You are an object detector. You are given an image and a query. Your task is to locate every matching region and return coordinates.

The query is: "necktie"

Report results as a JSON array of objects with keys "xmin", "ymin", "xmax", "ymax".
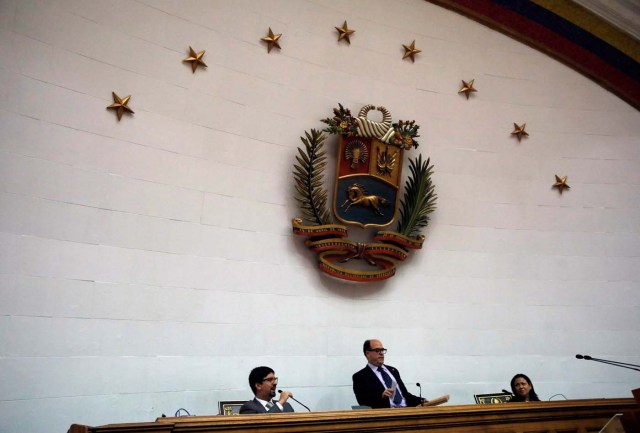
[
  {"xmin": 266, "ymin": 401, "xmax": 274, "ymax": 410},
  {"xmin": 378, "ymin": 367, "xmax": 402, "ymax": 405}
]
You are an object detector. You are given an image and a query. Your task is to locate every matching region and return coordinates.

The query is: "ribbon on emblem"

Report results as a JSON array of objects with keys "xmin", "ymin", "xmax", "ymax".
[{"xmin": 292, "ymin": 218, "xmax": 424, "ymax": 282}]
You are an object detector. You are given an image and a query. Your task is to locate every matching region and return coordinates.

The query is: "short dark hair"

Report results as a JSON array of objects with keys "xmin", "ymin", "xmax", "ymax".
[
  {"xmin": 510, "ymin": 373, "xmax": 540, "ymax": 402},
  {"xmin": 363, "ymin": 340, "xmax": 373, "ymax": 355},
  {"xmin": 248, "ymin": 366, "xmax": 274, "ymax": 395}
]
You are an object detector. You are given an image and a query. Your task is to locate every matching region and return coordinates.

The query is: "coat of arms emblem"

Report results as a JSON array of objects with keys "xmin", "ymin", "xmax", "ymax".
[{"xmin": 292, "ymin": 103, "xmax": 437, "ymax": 282}]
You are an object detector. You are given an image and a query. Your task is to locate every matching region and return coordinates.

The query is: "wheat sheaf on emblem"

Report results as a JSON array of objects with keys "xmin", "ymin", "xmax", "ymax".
[
  {"xmin": 291, "ymin": 103, "xmax": 437, "ymax": 282},
  {"xmin": 345, "ymin": 140, "xmax": 368, "ymax": 169}
]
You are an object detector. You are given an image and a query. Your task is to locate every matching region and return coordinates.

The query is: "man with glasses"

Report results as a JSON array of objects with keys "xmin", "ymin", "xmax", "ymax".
[
  {"xmin": 352, "ymin": 339, "xmax": 426, "ymax": 408},
  {"xmin": 239, "ymin": 366, "xmax": 295, "ymax": 414}
]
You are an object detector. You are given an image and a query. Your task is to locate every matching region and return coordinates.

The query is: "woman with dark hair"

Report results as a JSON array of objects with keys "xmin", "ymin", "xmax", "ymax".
[{"xmin": 509, "ymin": 373, "xmax": 540, "ymax": 402}]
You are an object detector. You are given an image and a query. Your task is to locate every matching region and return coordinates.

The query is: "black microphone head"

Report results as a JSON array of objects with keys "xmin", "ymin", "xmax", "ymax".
[
  {"xmin": 584, "ymin": 355, "xmax": 592, "ymax": 360},
  {"xmin": 576, "ymin": 354, "xmax": 584, "ymax": 359},
  {"xmin": 277, "ymin": 389, "xmax": 282, "ymax": 393},
  {"xmin": 416, "ymin": 382, "xmax": 421, "ymax": 387}
]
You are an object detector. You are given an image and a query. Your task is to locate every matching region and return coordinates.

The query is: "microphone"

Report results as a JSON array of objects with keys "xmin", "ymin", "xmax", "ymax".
[
  {"xmin": 174, "ymin": 408, "xmax": 192, "ymax": 417},
  {"xmin": 575, "ymin": 354, "xmax": 640, "ymax": 372},
  {"xmin": 278, "ymin": 389, "xmax": 311, "ymax": 412},
  {"xmin": 416, "ymin": 383, "xmax": 422, "ymax": 400}
]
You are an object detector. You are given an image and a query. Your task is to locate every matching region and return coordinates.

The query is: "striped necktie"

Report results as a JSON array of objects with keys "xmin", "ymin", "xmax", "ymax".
[{"xmin": 378, "ymin": 367, "xmax": 402, "ymax": 405}]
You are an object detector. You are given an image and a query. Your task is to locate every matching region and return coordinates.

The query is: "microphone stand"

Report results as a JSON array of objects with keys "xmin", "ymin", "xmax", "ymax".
[
  {"xmin": 576, "ymin": 354, "xmax": 640, "ymax": 372},
  {"xmin": 585, "ymin": 356, "xmax": 640, "ymax": 369},
  {"xmin": 289, "ymin": 395, "xmax": 311, "ymax": 412},
  {"xmin": 278, "ymin": 390, "xmax": 311, "ymax": 412}
]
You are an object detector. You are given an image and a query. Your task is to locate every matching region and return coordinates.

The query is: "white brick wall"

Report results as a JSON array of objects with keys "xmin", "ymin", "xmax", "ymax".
[{"xmin": 0, "ymin": 0, "xmax": 638, "ymax": 432}]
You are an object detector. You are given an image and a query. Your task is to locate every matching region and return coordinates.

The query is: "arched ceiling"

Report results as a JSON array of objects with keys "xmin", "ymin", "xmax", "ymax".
[
  {"xmin": 574, "ymin": 0, "xmax": 640, "ymax": 41},
  {"xmin": 428, "ymin": 0, "xmax": 640, "ymax": 110}
]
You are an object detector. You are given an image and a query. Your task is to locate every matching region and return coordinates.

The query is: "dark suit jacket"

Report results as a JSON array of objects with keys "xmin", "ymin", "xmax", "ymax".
[
  {"xmin": 352, "ymin": 364, "xmax": 422, "ymax": 408},
  {"xmin": 239, "ymin": 398, "xmax": 295, "ymax": 414}
]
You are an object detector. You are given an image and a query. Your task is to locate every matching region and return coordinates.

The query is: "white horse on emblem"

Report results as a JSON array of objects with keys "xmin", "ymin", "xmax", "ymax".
[{"xmin": 341, "ymin": 183, "xmax": 390, "ymax": 216}]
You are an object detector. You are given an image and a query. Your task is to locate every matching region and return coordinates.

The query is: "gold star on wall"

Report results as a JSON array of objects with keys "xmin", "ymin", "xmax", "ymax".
[
  {"xmin": 553, "ymin": 175, "xmax": 570, "ymax": 193},
  {"xmin": 458, "ymin": 79, "xmax": 478, "ymax": 99},
  {"xmin": 261, "ymin": 27, "xmax": 282, "ymax": 53},
  {"xmin": 335, "ymin": 20, "xmax": 355, "ymax": 44},
  {"xmin": 511, "ymin": 123, "xmax": 529, "ymax": 141},
  {"xmin": 402, "ymin": 40, "xmax": 421, "ymax": 62},
  {"xmin": 106, "ymin": 92, "xmax": 134, "ymax": 121},
  {"xmin": 183, "ymin": 46, "xmax": 207, "ymax": 73}
]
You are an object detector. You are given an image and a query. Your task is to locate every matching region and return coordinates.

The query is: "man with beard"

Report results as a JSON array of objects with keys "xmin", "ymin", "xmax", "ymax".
[
  {"xmin": 352, "ymin": 339, "xmax": 426, "ymax": 408},
  {"xmin": 239, "ymin": 366, "xmax": 295, "ymax": 414}
]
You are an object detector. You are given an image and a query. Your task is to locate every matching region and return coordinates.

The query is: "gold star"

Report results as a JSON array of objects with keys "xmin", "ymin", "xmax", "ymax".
[
  {"xmin": 335, "ymin": 20, "xmax": 355, "ymax": 44},
  {"xmin": 183, "ymin": 46, "xmax": 207, "ymax": 73},
  {"xmin": 511, "ymin": 123, "xmax": 529, "ymax": 141},
  {"xmin": 402, "ymin": 40, "xmax": 421, "ymax": 62},
  {"xmin": 261, "ymin": 27, "xmax": 282, "ymax": 53},
  {"xmin": 553, "ymin": 175, "xmax": 570, "ymax": 193},
  {"xmin": 458, "ymin": 79, "xmax": 478, "ymax": 99},
  {"xmin": 106, "ymin": 92, "xmax": 134, "ymax": 121}
]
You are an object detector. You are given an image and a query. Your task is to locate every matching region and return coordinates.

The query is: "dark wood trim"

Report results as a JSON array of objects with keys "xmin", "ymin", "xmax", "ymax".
[{"xmin": 69, "ymin": 397, "xmax": 638, "ymax": 433}]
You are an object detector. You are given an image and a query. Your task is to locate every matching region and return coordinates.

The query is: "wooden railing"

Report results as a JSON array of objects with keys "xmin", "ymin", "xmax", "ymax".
[{"xmin": 68, "ymin": 397, "xmax": 638, "ymax": 433}]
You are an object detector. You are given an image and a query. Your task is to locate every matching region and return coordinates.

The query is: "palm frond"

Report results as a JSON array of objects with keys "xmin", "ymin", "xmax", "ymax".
[
  {"xmin": 292, "ymin": 129, "xmax": 333, "ymax": 225},
  {"xmin": 396, "ymin": 154, "xmax": 437, "ymax": 237}
]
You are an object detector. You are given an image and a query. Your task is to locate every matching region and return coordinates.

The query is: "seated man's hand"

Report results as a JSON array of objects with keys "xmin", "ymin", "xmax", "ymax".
[{"xmin": 278, "ymin": 390, "xmax": 293, "ymax": 404}]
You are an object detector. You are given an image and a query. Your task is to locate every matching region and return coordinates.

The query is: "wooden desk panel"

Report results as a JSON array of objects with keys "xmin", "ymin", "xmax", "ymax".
[{"xmin": 70, "ymin": 398, "xmax": 638, "ymax": 433}]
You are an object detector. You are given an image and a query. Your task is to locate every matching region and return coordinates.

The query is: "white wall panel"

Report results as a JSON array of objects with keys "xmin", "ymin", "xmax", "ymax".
[{"xmin": 201, "ymin": 194, "xmax": 289, "ymax": 234}]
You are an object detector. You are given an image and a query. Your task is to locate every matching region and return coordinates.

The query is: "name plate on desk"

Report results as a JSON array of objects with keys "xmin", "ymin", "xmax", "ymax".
[{"xmin": 474, "ymin": 392, "xmax": 512, "ymax": 404}]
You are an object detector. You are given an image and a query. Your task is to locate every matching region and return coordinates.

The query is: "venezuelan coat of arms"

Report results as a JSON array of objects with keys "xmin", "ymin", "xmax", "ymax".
[{"xmin": 291, "ymin": 103, "xmax": 437, "ymax": 282}]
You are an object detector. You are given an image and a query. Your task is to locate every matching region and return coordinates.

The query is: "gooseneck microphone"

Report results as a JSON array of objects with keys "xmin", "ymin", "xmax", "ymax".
[
  {"xmin": 278, "ymin": 389, "xmax": 311, "ymax": 412},
  {"xmin": 575, "ymin": 354, "xmax": 640, "ymax": 372},
  {"xmin": 416, "ymin": 383, "xmax": 422, "ymax": 401}
]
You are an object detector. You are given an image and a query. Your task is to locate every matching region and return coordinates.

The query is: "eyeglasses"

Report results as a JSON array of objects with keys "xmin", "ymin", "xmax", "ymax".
[
  {"xmin": 262, "ymin": 376, "xmax": 278, "ymax": 383},
  {"xmin": 367, "ymin": 348, "xmax": 387, "ymax": 354}
]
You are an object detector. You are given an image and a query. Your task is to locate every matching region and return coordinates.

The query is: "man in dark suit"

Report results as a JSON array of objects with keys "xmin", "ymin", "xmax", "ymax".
[
  {"xmin": 239, "ymin": 366, "xmax": 295, "ymax": 414},
  {"xmin": 352, "ymin": 339, "xmax": 426, "ymax": 408}
]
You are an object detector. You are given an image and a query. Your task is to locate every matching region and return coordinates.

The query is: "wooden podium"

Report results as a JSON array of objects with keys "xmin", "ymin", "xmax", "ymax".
[{"xmin": 69, "ymin": 396, "xmax": 639, "ymax": 433}]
